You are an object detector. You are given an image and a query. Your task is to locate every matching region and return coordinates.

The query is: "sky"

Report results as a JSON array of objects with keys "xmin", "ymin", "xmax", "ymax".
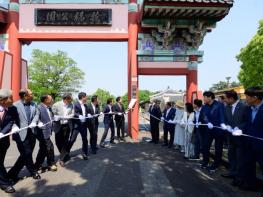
[{"xmin": 22, "ymin": 0, "xmax": 263, "ymax": 96}]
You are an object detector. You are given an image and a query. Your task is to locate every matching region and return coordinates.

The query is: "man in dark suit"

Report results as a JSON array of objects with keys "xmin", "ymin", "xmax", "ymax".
[
  {"xmin": 200, "ymin": 91, "xmax": 225, "ymax": 173},
  {"xmin": 34, "ymin": 94, "xmax": 57, "ymax": 172},
  {"xmin": 68, "ymin": 92, "xmax": 91, "ymax": 160},
  {"xmin": 52, "ymin": 93, "xmax": 74, "ymax": 166},
  {"xmin": 149, "ymin": 100, "xmax": 162, "ymax": 144},
  {"xmin": 100, "ymin": 98, "xmax": 115, "ymax": 147},
  {"xmin": 113, "ymin": 96, "xmax": 126, "ymax": 142},
  {"xmin": 192, "ymin": 99, "xmax": 205, "ymax": 160},
  {"xmin": 87, "ymin": 95, "xmax": 101, "ymax": 154},
  {"xmin": 161, "ymin": 102, "xmax": 176, "ymax": 148},
  {"xmin": 221, "ymin": 91, "xmax": 247, "ymax": 182},
  {"xmin": 8, "ymin": 89, "xmax": 41, "ymax": 181},
  {"xmin": 0, "ymin": 89, "xmax": 19, "ymax": 193},
  {"xmin": 240, "ymin": 87, "xmax": 263, "ymax": 192}
]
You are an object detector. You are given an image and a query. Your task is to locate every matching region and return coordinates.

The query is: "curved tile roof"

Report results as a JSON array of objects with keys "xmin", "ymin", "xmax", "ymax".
[{"xmin": 146, "ymin": 0, "xmax": 234, "ymax": 5}]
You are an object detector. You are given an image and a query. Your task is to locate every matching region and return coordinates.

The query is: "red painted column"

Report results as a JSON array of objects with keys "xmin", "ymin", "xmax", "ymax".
[
  {"xmin": 186, "ymin": 69, "xmax": 198, "ymax": 103},
  {"xmin": 128, "ymin": 0, "xmax": 139, "ymax": 140},
  {"xmin": 8, "ymin": 0, "xmax": 21, "ymax": 101}
]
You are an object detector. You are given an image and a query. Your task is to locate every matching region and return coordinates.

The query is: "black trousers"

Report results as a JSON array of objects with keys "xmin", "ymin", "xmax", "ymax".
[
  {"xmin": 150, "ymin": 121, "xmax": 160, "ymax": 143},
  {"xmin": 35, "ymin": 137, "xmax": 55, "ymax": 168},
  {"xmin": 55, "ymin": 124, "xmax": 70, "ymax": 161},
  {"xmin": 194, "ymin": 128, "xmax": 204, "ymax": 158},
  {"xmin": 8, "ymin": 130, "xmax": 36, "ymax": 179},
  {"xmin": 163, "ymin": 125, "xmax": 175, "ymax": 146},
  {"xmin": 227, "ymin": 135, "xmax": 244, "ymax": 176},
  {"xmin": 0, "ymin": 138, "xmax": 11, "ymax": 187},
  {"xmin": 87, "ymin": 122, "xmax": 96, "ymax": 151},
  {"xmin": 68, "ymin": 123, "xmax": 88, "ymax": 155},
  {"xmin": 100, "ymin": 121, "xmax": 115, "ymax": 144},
  {"xmin": 202, "ymin": 129, "xmax": 224, "ymax": 167},
  {"xmin": 242, "ymin": 142, "xmax": 263, "ymax": 187},
  {"xmin": 115, "ymin": 119, "xmax": 125, "ymax": 138},
  {"xmin": 93, "ymin": 124, "xmax": 99, "ymax": 147}
]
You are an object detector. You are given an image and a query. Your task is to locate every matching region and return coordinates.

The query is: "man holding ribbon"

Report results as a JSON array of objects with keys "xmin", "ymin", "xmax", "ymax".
[
  {"xmin": 34, "ymin": 94, "xmax": 57, "ymax": 172},
  {"xmin": 113, "ymin": 96, "xmax": 126, "ymax": 142},
  {"xmin": 8, "ymin": 89, "xmax": 41, "ymax": 182},
  {"xmin": 0, "ymin": 89, "xmax": 19, "ymax": 193},
  {"xmin": 200, "ymin": 91, "xmax": 225, "ymax": 173},
  {"xmin": 52, "ymin": 93, "xmax": 74, "ymax": 167}
]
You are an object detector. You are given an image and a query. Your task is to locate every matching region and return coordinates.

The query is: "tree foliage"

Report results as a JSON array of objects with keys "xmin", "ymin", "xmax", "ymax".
[
  {"xmin": 29, "ymin": 49, "xmax": 85, "ymax": 101},
  {"xmin": 237, "ymin": 19, "xmax": 263, "ymax": 88},
  {"xmin": 92, "ymin": 88, "xmax": 115, "ymax": 108},
  {"xmin": 122, "ymin": 90, "xmax": 154, "ymax": 109},
  {"xmin": 209, "ymin": 81, "xmax": 241, "ymax": 92}
]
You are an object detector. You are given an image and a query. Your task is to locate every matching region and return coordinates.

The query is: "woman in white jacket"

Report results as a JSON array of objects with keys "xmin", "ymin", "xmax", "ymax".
[
  {"xmin": 170, "ymin": 100, "xmax": 185, "ymax": 152},
  {"xmin": 181, "ymin": 103, "xmax": 195, "ymax": 159}
]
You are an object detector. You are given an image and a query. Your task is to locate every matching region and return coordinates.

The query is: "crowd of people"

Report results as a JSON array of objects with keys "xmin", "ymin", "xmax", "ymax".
[
  {"xmin": 0, "ymin": 89, "xmax": 127, "ymax": 193},
  {"xmin": 148, "ymin": 86, "xmax": 263, "ymax": 193}
]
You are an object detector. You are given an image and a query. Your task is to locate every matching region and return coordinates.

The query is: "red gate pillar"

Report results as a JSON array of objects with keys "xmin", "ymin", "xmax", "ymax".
[
  {"xmin": 186, "ymin": 69, "xmax": 198, "ymax": 103},
  {"xmin": 8, "ymin": 0, "xmax": 21, "ymax": 101},
  {"xmin": 128, "ymin": 0, "xmax": 139, "ymax": 140}
]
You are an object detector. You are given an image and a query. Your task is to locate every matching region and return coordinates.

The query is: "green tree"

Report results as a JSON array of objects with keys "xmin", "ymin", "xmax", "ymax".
[
  {"xmin": 92, "ymin": 88, "xmax": 115, "ymax": 108},
  {"xmin": 237, "ymin": 19, "xmax": 263, "ymax": 88},
  {"xmin": 29, "ymin": 49, "xmax": 85, "ymax": 101},
  {"xmin": 209, "ymin": 81, "xmax": 240, "ymax": 92},
  {"xmin": 121, "ymin": 90, "xmax": 154, "ymax": 109}
]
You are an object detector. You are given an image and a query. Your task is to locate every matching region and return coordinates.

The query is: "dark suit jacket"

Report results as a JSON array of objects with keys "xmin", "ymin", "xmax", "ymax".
[
  {"xmin": 224, "ymin": 101, "xmax": 247, "ymax": 131},
  {"xmin": 103, "ymin": 105, "xmax": 114, "ymax": 124},
  {"xmin": 73, "ymin": 101, "xmax": 94, "ymax": 127},
  {"xmin": 163, "ymin": 107, "xmax": 176, "ymax": 130},
  {"xmin": 202, "ymin": 100, "xmax": 225, "ymax": 134},
  {"xmin": 35, "ymin": 104, "xmax": 53, "ymax": 140},
  {"xmin": 87, "ymin": 103, "xmax": 100, "ymax": 126},
  {"xmin": 245, "ymin": 103, "xmax": 263, "ymax": 150},
  {"xmin": 0, "ymin": 106, "xmax": 19, "ymax": 143},
  {"xmin": 113, "ymin": 103, "xmax": 125, "ymax": 122},
  {"xmin": 149, "ymin": 104, "xmax": 162, "ymax": 124}
]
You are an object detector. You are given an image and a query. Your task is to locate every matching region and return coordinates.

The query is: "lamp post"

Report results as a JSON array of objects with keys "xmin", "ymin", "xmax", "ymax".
[{"xmin": 226, "ymin": 77, "xmax": 231, "ymax": 88}]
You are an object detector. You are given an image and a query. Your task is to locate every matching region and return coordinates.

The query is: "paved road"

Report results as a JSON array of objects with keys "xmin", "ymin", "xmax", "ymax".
[{"xmin": 1, "ymin": 120, "xmax": 262, "ymax": 197}]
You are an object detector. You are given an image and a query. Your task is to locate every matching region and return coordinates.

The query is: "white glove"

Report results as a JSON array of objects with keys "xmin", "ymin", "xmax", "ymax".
[
  {"xmin": 207, "ymin": 122, "xmax": 213, "ymax": 129},
  {"xmin": 54, "ymin": 115, "xmax": 61, "ymax": 121},
  {"xmin": 226, "ymin": 125, "xmax": 233, "ymax": 133},
  {"xmin": 87, "ymin": 114, "xmax": 93, "ymax": 119},
  {"xmin": 161, "ymin": 117, "xmax": 165, "ymax": 121},
  {"xmin": 79, "ymin": 115, "xmax": 86, "ymax": 122},
  {"xmin": 188, "ymin": 121, "xmax": 194, "ymax": 126},
  {"xmin": 38, "ymin": 121, "xmax": 44, "ymax": 128},
  {"xmin": 196, "ymin": 122, "xmax": 201, "ymax": 128},
  {"xmin": 220, "ymin": 123, "xmax": 227, "ymax": 130},
  {"xmin": 29, "ymin": 122, "xmax": 37, "ymax": 128},
  {"xmin": 180, "ymin": 120, "xmax": 186, "ymax": 127},
  {"xmin": 11, "ymin": 126, "xmax": 20, "ymax": 133},
  {"xmin": 117, "ymin": 112, "xmax": 123, "ymax": 116},
  {"xmin": 0, "ymin": 133, "xmax": 4, "ymax": 139},
  {"xmin": 109, "ymin": 111, "xmax": 114, "ymax": 115},
  {"xmin": 168, "ymin": 120, "xmax": 175, "ymax": 124},
  {"xmin": 100, "ymin": 112, "xmax": 104, "ymax": 115},
  {"xmin": 232, "ymin": 127, "xmax": 242, "ymax": 136}
]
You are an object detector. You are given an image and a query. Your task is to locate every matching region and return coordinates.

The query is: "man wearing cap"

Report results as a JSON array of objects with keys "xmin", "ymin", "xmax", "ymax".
[
  {"xmin": 8, "ymin": 89, "xmax": 41, "ymax": 182},
  {"xmin": 0, "ymin": 89, "xmax": 19, "ymax": 193},
  {"xmin": 149, "ymin": 100, "xmax": 162, "ymax": 144}
]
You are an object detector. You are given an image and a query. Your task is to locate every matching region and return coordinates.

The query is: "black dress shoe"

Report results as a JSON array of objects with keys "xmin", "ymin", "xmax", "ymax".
[
  {"xmin": 221, "ymin": 173, "xmax": 235, "ymax": 179},
  {"xmin": 110, "ymin": 141, "xmax": 116, "ymax": 144},
  {"xmin": 82, "ymin": 154, "xmax": 88, "ymax": 160},
  {"xmin": 1, "ymin": 185, "xmax": 15, "ymax": 193},
  {"xmin": 120, "ymin": 137, "xmax": 126, "ymax": 142},
  {"xmin": 32, "ymin": 173, "xmax": 41, "ymax": 180},
  {"xmin": 100, "ymin": 144, "xmax": 106, "ymax": 148},
  {"xmin": 231, "ymin": 179, "xmax": 243, "ymax": 187}
]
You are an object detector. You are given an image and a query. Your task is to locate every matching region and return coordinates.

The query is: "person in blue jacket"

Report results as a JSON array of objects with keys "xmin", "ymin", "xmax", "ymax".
[
  {"xmin": 240, "ymin": 87, "xmax": 263, "ymax": 192},
  {"xmin": 200, "ymin": 91, "xmax": 225, "ymax": 173}
]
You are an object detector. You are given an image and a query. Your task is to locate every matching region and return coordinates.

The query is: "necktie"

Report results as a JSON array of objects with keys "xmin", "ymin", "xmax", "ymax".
[{"xmin": 24, "ymin": 104, "xmax": 31, "ymax": 124}]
